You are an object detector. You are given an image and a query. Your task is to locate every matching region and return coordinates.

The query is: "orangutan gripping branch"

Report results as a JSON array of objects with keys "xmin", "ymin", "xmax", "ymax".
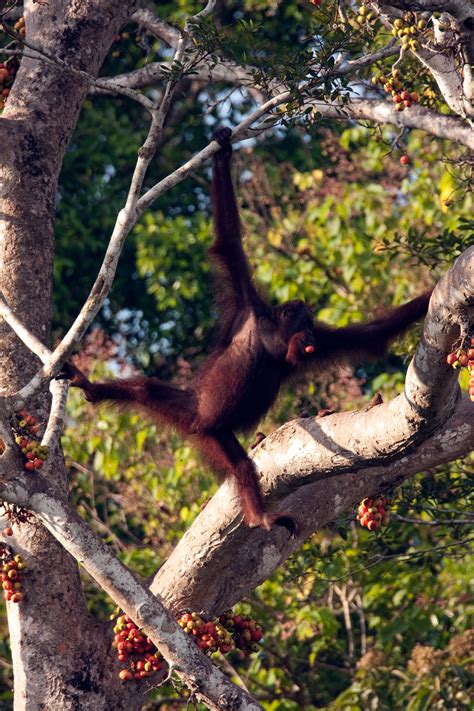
[{"xmin": 60, "ymin": 127, "xmax": 431, "ymax": 536}]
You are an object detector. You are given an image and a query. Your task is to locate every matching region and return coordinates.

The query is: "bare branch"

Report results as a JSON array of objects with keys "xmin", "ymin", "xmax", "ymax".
[
  {"xmin": 0, "ymin": 291, "xmax": 50, "ymax": 364},
  {"xmin": 41, "ymin": 380, "xmax": 69, "ymax": 453},
  {"xmin": 334, "ymin": 585, "xmax": 355, "ymax": 660},
  {"xmin": 130, "ymin": 7, "xmax": 180, "ymax": 46},
  {"xmin": 94, "ymin": 57, "xmax": 263, "ymax": 95},
  {"xmin": 10, "ymin": 119, "xmax": 172, "ymax": 403},
  {"xmin": 193, "ymin": 0, "xmax": 217, "ymax": 20},
  {"xmin": 0, "ymin": 293, "xmax": 68, "ymax": 469}
]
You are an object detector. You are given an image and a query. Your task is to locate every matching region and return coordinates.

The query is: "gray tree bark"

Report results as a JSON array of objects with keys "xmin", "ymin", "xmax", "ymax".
[{"xmin": 0, "ymin": 2, "xmax": 144, "ymax": 709}]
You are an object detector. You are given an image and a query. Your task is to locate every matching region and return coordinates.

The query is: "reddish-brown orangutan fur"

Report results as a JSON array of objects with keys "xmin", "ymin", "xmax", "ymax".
[{"xmin": 61, "ymin": 127, "xmax": 432, "ymax": 536}]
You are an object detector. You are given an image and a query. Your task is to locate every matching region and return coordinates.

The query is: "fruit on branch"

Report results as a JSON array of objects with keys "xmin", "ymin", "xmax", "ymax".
[
  {"xmin": 13, "ymin": 16, "xmax": 25, "ymax": 37},
  {"xmin": 391, "ymin": 10, "xmax": 428, "ymax": 50},
  {"xmin": 112, "ymin": 613, "xmax": 163, "ymax": 681},
  {"xmin": 357, "ymin": 496, "xmax": 390, "ymax": 531},
  {"xmin": 13, "ymin": 411, "xmax": 48, "ymax": 471},
  {"xmin": 0, "ymin": 544, "xmax": 27, "ymax": 603},
  {"xmin": 0, "ymin": 58, "xmax": 19, "ymax": 112},
  {"xmin": 111, "ymin": 607, "xmax": 265, "ymax": 682},
  {"xmin": 447, "ymin": 338, "xmax": 474, "ymax": 401},
  {"xmin": 218, "ymin": 611, "xmax": 264, "ymax": 654},
  {"xmin": 371, "ymin": 73, "xmax": 420, "ymax": 112},
  {"xmin": 353, "ymin": 4, "xmax": 378, "ymax": 27}
]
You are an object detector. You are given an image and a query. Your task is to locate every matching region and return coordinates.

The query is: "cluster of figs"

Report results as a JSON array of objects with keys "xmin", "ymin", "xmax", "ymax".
[{"xmin": 446, "ymin": 339, "xmax": 474, "ymax": 402}]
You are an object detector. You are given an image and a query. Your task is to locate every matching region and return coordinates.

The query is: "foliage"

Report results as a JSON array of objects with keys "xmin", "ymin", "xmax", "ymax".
[
  {"xmin": 2, "ymin": 373, "xmax": 469, "ymax": 709},
  {"xmin": 46, "ymin": 0, "xmax": 473, "ymax": 370}
]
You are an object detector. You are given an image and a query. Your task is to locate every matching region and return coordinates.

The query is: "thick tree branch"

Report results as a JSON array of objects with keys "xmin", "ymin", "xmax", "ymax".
[
  {"xmin": 381, "ymin": 0, "xmax": 473, "ymax": 22},
  {"xmin": 152, "ymin": 394, "xmax": 473, "ymax": 616},
  {"xmin": 310, "ymin": 98, "xmax": 474, "ymax": 150},
  {"xmin": 412, "ymin": 43, "xmax": 471, "ymax": 118},
  {"xmin": 93, "ymin": 57, "xmax": 259, "ymax": 93},
  {"xmin": 130, "ymin": 7, "xmax": 180, "ymax": 47},
  {"xmin": 150, "ymin": 247, "xmax": 473, "ymax": 614}
]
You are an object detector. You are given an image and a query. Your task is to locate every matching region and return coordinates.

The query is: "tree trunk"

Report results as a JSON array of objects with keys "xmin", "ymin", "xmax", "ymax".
[{"xmin": 0, "ymin": 2, "xmax": 143, "ymax": 708}]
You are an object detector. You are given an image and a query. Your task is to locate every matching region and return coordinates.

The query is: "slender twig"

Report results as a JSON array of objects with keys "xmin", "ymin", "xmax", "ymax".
[
  {"xmin": 326, "ymin": 536, "xmax": 474, "ymax": 585},
  {"xmin": 353, "ymin": 592, "xmax": 367, "ymax": 656},
  {"xmin": 0, "ymin": 292, "xmax": 69, "ymax": 454},
  {"xmin": 9, "ymin": 119, "xmax": 164, "ymax": 403},
  {"xmin": 41, "ymin": 379, "xmax": 69, "ymax": 452},
  {"xmin": 0, "ymin": 291, "xmax": 50, "ymax": 363},
  {"xmin": 393, "ymin": 514, "xmax": 474, "ymax": 526},
  {"xmin": 217, "ymin": 653, "xmax": 250, "ymax": 693},
  {"xmin": 78, "ymin": 499, "xmax": 127, "ymax": 552},
  {"xmin": 334, "ymin": 584, "xmax": 355, "ymax": 659}
]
